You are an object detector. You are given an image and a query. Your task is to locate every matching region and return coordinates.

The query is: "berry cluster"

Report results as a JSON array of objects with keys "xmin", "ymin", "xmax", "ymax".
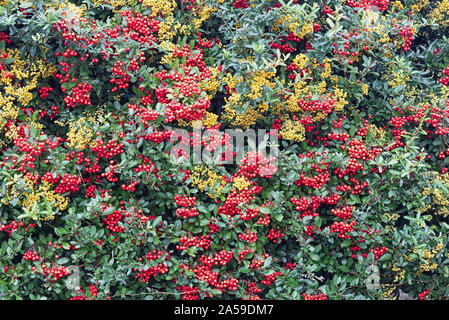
[
  {"xmin": 64, "ymin": 82, "xmax": 93, "ymax": 108},
  {"xmin": 23, "ymin": 250, "xmax": 41, "ymax": 261},
  {"xmin": 41, "ymin": 264, "xmax": 70, "ymax": 282},
  {"xmin": 261, "ymin": 271, "xmax": 283, "ymax": 285},
  {"xmin": 198, "ymin": 250, "xmax": 233, "ymax": 267},
  {"xmin": 175, "ymin": 285, "xmax": 199, "ymax": 300},
  {"xmin": 419, "ymin": 289, "xmax": 430, "ymax": 300},
  {"xmin": 329, "ymin": 220, "xmax": 356, "ymax": 239},
  {"xmin": 266, "ymin": 228, "xmax": 285, "ymax": 243},
  {"xmin": 331, "ymin": 206, "xmax": 354, "ymax": 220},
  {"xmin": 302, "ymin": 292, "xmax": 328, "ymax": 300},
  {"xmin": 54, "ymin": 174, "xmax": 82, "ymax": 194},
  {"xmin": 238, "ymin": 231, "xmax": 258, "ymax": 243},
  {"xmin": 249, "ymin": 259, "xmax": 264, "ymax": 270},
  {"xmin": 177, "ymin": 235, "xmax": 211, "ymax": 250}
]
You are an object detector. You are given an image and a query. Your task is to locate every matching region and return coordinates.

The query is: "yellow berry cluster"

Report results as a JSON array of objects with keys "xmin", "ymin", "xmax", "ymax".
[
  {"xmin": 428, "ymin": 0, "xmax": 449, "ymax": 27},
  {"xmin": 246, "ymin": 71, "xmax": 275, "ymax": 100},
  {"xmin": 232, "ymin": 176, "xmax": 251, "ymax": 191},
  {"xmin": 381, "ymin": 284, "xmax": 397, "ymax": 300},
  {"xmin": 272, "ymin": 13, "xmax": 314, "ymax": 39},
  {"xmin": 390, "ymin": 263, "xmax": 406, "ymax": 283},
  {"xmin": 202, "ymin": 111, "xmax": 218, "ymax": 128},
  {"xmin": 67, "ymin": 116, "xmax": 96, "ymax": 150},
  {"xmin": 231, "ymin": 107, "xmax": 264, "ymax": 130},
  {"xmin": 199, "ymin": 67, "xmax": 222, "ymax": 96},
  {"xmin": 382, "ymin": 212, "xmax": 400, "ymax": 222},
  {"xmin": 320, "ymin": 58, "xmax": 332, "ymax": 79},
  {"xmin": 142, "ymin": 0, "xmax": 177, "ymax": 17},
  {"xmin": 293, "ymin": 54, "xmax": 309, "ymax": 70},
  {"xmin": 10, "ymin": 177, "xmax": 68, "ymax": 220},
  {"xmin": 192, "ymin": 4, "xmax": 217, "ymax": 31},
  {"xmin": 279, "ymin": 119, "xmax": 305, "ymax": 142},
  {"xmin": 0, "ymin": 49, "xmax": 55, "ymax": 142},
  {"xmin": 361, "ymin": 83, "xmax": 369, "ymax": 95},
  {"xmin": 414, "ymin": 243, "xmax": 444, "ymax": 275},
  {"xmin": 391, "ymin": 0, "xmax": 404, "ymax": 10},
  {"xmin": 332, "ymin": 87, "xmax": 348, "ymax": 112},
  {"xmin": 368, "ymin": 124, "xmax": 385, "ymax": 140},
  {"xmin": 410, "ymin": 0, "xmax": 429, "ymax": 12}
]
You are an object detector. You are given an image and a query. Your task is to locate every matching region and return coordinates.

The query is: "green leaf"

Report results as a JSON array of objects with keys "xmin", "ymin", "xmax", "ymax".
[{"xmin": 310, "ymin": 253, "xmax": 320, "ymax": 262}]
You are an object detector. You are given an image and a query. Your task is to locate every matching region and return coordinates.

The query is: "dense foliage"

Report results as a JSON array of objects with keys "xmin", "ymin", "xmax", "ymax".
[{"xmin": 1, "ymin": 0, "xmax": 449, "ymax": 300}]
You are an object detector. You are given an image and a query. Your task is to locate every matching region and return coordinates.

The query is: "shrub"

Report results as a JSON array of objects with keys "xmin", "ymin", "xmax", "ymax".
[{"xmin": 0, "ymin": 0, "xmax": 449, "ymax": 300}]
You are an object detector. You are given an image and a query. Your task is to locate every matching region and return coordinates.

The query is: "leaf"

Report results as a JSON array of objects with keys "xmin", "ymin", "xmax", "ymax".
[
  {"xmin": 264, "ymin": 256, "xmax": 272, "ymax": 268},
  {"xmin": 315, "ymin": 216, "xmax": 322, "ymax": 228},
  {"xmin": 260, "ymin": 206, "xmax": 271, "ymax": 214},
  {"xmin": 378, "ymin": 253, "xmax": 391, "ymax": 262},
  {"xmin": 338, "ymin": 265, "xmax": 350, "ymax": 272},
  {"xmin": 310, "ymin": 253, "xmax": 320, "ymax": 261},
  {"xmin": 350, "ymin": 194, "xmax": 361, "ymax": 204},
  {"xmin": 103, "ymin": 206, "xmax": 115, "ymax": 215}
]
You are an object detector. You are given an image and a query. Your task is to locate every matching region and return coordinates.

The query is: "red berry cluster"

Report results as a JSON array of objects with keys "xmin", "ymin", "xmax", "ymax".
[
  {"xmin": 419, "ymin": 289, "xmax": 430, "ymax": 300},
  {"xmin": 207, "ymin": 220, "xmax": 220, "ymax": 234},
  {"xmin": 64, "ymin": 82, "xmax": 92, "ymax": 108},
  {"xmin": 54, "ymin": 174, "xmax": 82, "ymax": 194},
  {"xmin": 41, "ymin": 264, "xmax": 70, "ymax": 282},
  {"xmin": 216, "ymin": 278, "xmax": 238, "ymax": 291},
  {"xmin": 70, "ymin": 285, "xmax": 101, "ymax": 300},
  {"xmin": 175, "ymin": 194, "xmax": 198, "ymax": 219},
  {"xmin": 119, "ymin": 10, "xmax": 159, "ymax": 45},
  {"xmin": 397, "ymin": 25, "xmax": 414, "ymax": 52},
  {"xmin": 247, "ymin": 282, "xmax": 262, "ymax": 294},
  {"xmin": 39, "ymin": 86, "xmax": 53, "ymax": 99},
  {"xmin": 238, "ymin": 230, "xmax": 258, "ymax": 243},
  {"xmin": 249, "ymin": 258, "xmax": 264, "ymax": 270},
  {"xmin": 297, "ymin": 95, "xmax": 335, "ymax": 115},
  {"xmin": 294, "ymin": 164, "xmax": 330, "ymax": 190},
  {"xmin": 238, "ymin": 151, "xmax": 278, "ymax": 178},
  {"xmin": 199, "ymin": 250, "xmax": 233, "ymax": 267},
  {"xmin": 267, "ymin": 228, "xmax": 285, "ymax": 243},
  {"xmin": 284, "ymin": 262, "xmax": 296, "ymax": 270},
  {"xmin": 346, "ymin": 0, "xmax": 389, "ymax": 11},
  {"xmin": 110, "ymin": 60, "xmax": 131, "ymax": 92},
  {"xmin": 0, "ymin": 221, "xmax": 20, "ymax": 236},
  {"xmin": 233, "ymin": 0, "xmax": 248, "ymax": 9},
  {"xmin": 101, "ymin": 207, "xmax": 125, "ymax": 233},
  {"xmin": 322, "ymin": 5, "xmax": 334, "ymax": 15},
  {"xmin": 261, "ymin": 271, "xmax": 282, "ymax": 285},
  {"xmin": 175, "ymin": 194, "xmax": 196, "ymax": 207},
  {"xmin": 370, "ymin": 246, "xmax": 388, "ymax": 260},
  {"xmin": 177, "ymin": 235, "xmax": 211, "ymax": 250},
  {"xmin": 134, "ymin": 263, "xmax": 169, "ymax": 282},
  {"xmin": 238, "ymin": 249, "xmax": 255, "ymax": 260},
  {"xmin": 329, "ymin": 220, "xmax": 356, "ymax": 238},
  {"xmin": 256, "ymin": 214, "xmax": 271, "ymax": 226},
  {"xmin": 0, "ymin": 32, "xmax": 10, "ymax": 43},
  {"xmin": 240, "ymin": 207, "xmax": 260, "ymax": 221},
  {"xmin": 145, "ymin": 249, "xmax": 170, "ymax": 262},
  {"xmin": 331, "ymin": 206, "xmax": 354, "ymax": 220},
  {"xmin": 101, "ymin": 162, "xmax": 119, "ymax": 183},
  {"xmin": 121, "ymin": 181, "xmax": 138, "ymax": 192},
  {"xmin": 439, "ymin": 66, "xmax": 449, "ymax": 86},
  {"xmin": 175, "ymin": 285, "xmax": 199, "ymax": 300},
  {"xmin": 91, "ymin": 138, "xmax": 125, "ymax": 159},
  {"xmin": 218, "ymin": 187, "xmax": 260, "ymax": 217}
]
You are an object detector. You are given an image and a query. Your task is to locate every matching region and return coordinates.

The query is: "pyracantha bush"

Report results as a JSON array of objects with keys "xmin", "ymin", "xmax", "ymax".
[{"xmin": 1, "ymin": 0, "xmax": 449, "ymax": 300}]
